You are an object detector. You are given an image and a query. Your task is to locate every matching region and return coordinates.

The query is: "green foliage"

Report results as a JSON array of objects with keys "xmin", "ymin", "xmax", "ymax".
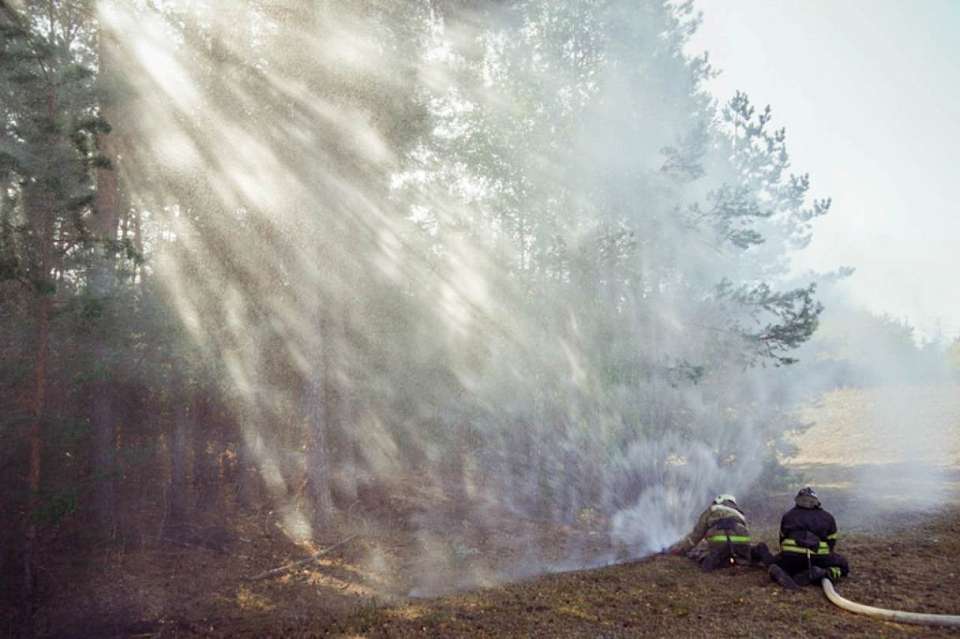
[
  {"xmin": 30, "ymin": 276, "xmax": 56, "ymax": 295},
  {"xmin": 717, "ymin": 280, "xmax": 823, "ymax": 366},
  {"xmin": 32, "ymin": 487, "xmax": 79, "ymax": 527},
  {"xmin": 0, "ymin": 0, "xmax": 839, "ymax": 554},
  {"xmin": 386, "ymin": 0, "xmax": 835, "ymax": 516},
  {"xmin": 0, "ymin": 1, "xmax": 103, "ymax": 301}
]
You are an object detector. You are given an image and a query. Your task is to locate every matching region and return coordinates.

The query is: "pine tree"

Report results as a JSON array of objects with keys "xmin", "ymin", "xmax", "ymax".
[{"xmin": 0, "ymin": 1, "xmax": 106, "ymax": 630}]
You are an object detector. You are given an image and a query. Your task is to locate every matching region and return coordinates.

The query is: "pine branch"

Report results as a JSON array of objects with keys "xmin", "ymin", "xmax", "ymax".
[{"xmin": 0, "ymin": 0, "xmax": 53, "ymax": 83}]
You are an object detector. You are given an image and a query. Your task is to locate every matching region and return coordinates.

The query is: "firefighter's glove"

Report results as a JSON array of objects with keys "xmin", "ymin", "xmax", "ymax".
[{"xmin": 827, "ymin": 566, "xmax": 842, "ymax": 581}]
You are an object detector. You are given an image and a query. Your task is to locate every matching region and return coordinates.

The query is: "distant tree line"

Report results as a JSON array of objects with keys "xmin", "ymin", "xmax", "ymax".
[{"xmin": 791, "ymin": 274, "xmax": 958, "ymax": 390}]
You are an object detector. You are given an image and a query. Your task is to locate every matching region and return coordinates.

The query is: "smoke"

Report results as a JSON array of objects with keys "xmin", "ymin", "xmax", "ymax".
[
  {"xmin": 788, "ymin": 383, "xmax": 960, "ymax": 524},
  {"xmin": 779, "ymin": 274, "xmax": 960, "ymax": 524},
  {"xmin": 100, "ymin": 0, "xmax": 845, "ymax": 595}
]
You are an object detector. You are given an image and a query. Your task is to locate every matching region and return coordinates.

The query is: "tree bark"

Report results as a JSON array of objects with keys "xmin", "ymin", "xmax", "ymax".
[
  {"xmin": 167, "ymin": 395, "xmax": 192, "ymax": 528},
  {"xmin": 19, "ymin": 64, "xmax": 58, "ymax": 639},
  {"xmin": 328, "ymin": 312, "xmax": 359, "ymax": 507},
  {"xmin": 89, "ymin": 23, "xmax": 122, "ymax": 541},
  {"xmin": 306, "ymin": 310, "xmax": 334, "ymax": 521},
  {"xmin": 22, "ymin": 189, "xmax": 51, "ymax": 639},
  {"xmin": 192, "ymin": 394, "xmax": 220, "ymax": 513}
]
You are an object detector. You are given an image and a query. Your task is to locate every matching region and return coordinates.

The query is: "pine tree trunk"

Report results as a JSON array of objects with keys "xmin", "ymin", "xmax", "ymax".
[
  {"xmin": 19, "ymin": 79, "xmax": 58, "ymax": 639},
  {"xmin": 89, "ymin": 22, "xmax": 122, "ymax": 541},
  {"xmin": 22, "ymin": 252, "xmax": 49, "ymax": 639},
  {"xmin": 193, "ymin": 394, "xmax": 220, "ymax": 513},
  {"xmin": 329, "ymin": 313, "xmax": 358, "ymax": 507},
  {"xmin": 306, "ymin": 311, "xmax": 334, "ymax": 521},
  {"xmin": 235, "ymin": 439, "xmax": 260, "ymax": 511},
  {"xmin": 167, "ymin": 397, "xmax": 192, "ymax": 530}
]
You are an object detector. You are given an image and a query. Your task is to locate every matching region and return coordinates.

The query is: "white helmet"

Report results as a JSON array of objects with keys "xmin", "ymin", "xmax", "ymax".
[{"xmin": 713, "ymin": 494, "xmax": 737, "ymax": 507}]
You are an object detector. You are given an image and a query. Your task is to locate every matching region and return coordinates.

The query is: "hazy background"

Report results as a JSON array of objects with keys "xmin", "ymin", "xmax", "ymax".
[{"xmin": 691, "ymin": 0, "xmax": 960, "ymax": 340}]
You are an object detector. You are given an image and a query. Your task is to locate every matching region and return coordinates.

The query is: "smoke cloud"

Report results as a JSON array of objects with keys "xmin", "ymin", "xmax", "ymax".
[{"xmin": 96, "ymin": 0, "xmax": 877, "ymax": 594}]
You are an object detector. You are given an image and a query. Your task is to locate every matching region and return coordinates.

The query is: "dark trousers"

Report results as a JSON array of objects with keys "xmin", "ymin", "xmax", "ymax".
[
  {"xmin": 773, "ymin": 550, "xmax": 849, "ymax": 583},
  {"xmin": 701, "ymin": 542, "xmax": 775, "ymax": 572}
]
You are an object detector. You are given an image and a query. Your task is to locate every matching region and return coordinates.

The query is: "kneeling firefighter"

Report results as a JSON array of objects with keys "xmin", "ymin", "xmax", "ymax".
[
  {"xmin": 667, "ymin": 494, "xmax": 775, "ymax": 571},
  {"xmin": 769, "ymin": 486, "xmax": 850, "ymax": 589}
]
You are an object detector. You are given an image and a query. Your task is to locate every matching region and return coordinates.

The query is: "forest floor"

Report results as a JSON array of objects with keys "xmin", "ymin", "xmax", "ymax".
[{"xmin": 22, "ymin": 384, "xmax": 960, "ymax": 638}]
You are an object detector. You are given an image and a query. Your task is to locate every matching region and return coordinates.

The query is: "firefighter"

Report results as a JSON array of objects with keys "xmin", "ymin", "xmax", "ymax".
[
  {"xmin": 667, "ymin": 494, "xmax": 775, "ymax": 571},
  {"xmin": 768, "ymin": 486, "xmax": 850, "ymax": 589}
]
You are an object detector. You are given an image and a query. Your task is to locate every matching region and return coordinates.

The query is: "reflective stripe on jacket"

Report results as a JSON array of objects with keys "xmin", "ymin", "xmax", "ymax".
[
  {"xmin": 781, "ymin": 538, "xmax": 830, "ymax": 555},
  {"xmin": 675, "ymin": 503, "xmax": 751, "ymax": 552},
  {"xmin": 779, "ymin": 501, "xmax": 841, "ymax": 555},
  {"xmin": 707, "ymin": 534, "xmax": 751, "ymax": 544}
]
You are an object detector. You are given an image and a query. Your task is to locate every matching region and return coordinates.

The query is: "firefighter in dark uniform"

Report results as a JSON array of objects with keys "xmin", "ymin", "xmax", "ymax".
[
  {"xmin": 768, "ymin": 486, "xmax": 850, "ymax": 589},
  {"xmin": 667, "ymin": 494, "xmax": 775, "ymax": 571}
]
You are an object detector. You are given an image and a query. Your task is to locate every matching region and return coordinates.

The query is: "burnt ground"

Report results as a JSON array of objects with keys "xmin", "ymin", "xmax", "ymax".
[
  {"xmin": 326, "ymin": 514, "xmax": 960, "ymax": 639},
  {"xmin": 20, "ymin": 504, "xmax": 960, "ymax": 638},
  {"xmin": 8, "ymin": 384, "xmax": 960, "ymax": 638}
]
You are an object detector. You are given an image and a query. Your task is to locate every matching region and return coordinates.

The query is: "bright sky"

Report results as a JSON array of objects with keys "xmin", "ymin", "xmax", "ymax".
[{"xmin": 689, "ymin": 0, "xmax": 960, "ymax": 340}]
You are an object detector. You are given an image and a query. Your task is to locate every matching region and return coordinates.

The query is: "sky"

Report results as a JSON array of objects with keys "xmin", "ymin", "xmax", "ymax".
[{"xmin": 689, "ymin": 0, "xmax": 960, "ymax": 341}]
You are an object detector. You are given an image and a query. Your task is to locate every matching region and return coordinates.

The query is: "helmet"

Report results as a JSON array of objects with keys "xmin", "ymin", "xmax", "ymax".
[
  {"xmin": 713, "ymin": 494, "xmax": 737, "ymax": 507},
  {"xmin": 795, "ymin": 486, "xmax": 821, "ymax": 508}
]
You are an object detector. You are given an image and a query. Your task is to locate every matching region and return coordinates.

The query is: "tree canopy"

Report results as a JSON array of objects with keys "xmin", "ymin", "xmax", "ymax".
[{"xmin": 1, "ymin": 1, "xmax": 843, "ymax": 629}]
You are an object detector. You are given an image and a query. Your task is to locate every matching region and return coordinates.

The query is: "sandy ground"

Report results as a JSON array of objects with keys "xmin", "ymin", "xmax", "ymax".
[{"xmin": 787, "ymin": 384, "xmax": 960, "ymax": 521}]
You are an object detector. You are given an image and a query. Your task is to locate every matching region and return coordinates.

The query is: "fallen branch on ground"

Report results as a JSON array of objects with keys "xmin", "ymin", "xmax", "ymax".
[{"xmin": 245, "ymin": 534, "xmax": 359, "ymax": 581}]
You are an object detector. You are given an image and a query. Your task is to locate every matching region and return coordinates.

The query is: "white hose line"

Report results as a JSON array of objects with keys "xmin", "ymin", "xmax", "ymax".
[{"xmin": 821, "ymin": 578, "xmax": 960, "ymax": 627}]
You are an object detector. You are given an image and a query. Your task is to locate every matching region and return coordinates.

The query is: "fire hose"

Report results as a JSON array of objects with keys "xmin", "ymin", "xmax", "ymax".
[{"xmin": 821, "ymin": 578, "xmax": 960, "ymax": 627}]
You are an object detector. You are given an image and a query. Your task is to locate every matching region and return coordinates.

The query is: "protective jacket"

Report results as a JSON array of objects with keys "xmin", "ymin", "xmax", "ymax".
[
  {"xmin": 675, "ymin": 502, "xmax": 751, "ymax": 553},
  {"xmin": 779, "ymin": 493, "xmax": 839, "ymax": 557}
]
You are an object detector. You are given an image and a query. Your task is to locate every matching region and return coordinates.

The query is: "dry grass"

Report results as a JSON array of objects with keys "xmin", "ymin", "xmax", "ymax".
[{"xmin": 26, "ymin": 384, "xmax": 960, "ymax": 637}]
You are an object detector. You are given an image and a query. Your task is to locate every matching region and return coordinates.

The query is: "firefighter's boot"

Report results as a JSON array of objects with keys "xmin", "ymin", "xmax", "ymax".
[
  {"xmin": 750, "ymin": 542, "xmax": 775, "ymax": 567},
  {"xmin": 794, "ymin": 565, "xmax": 828, "ymax": 587},
  {"xmin": 768, "ymin": 564, "xmax": 800, "ymax": 590}
]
